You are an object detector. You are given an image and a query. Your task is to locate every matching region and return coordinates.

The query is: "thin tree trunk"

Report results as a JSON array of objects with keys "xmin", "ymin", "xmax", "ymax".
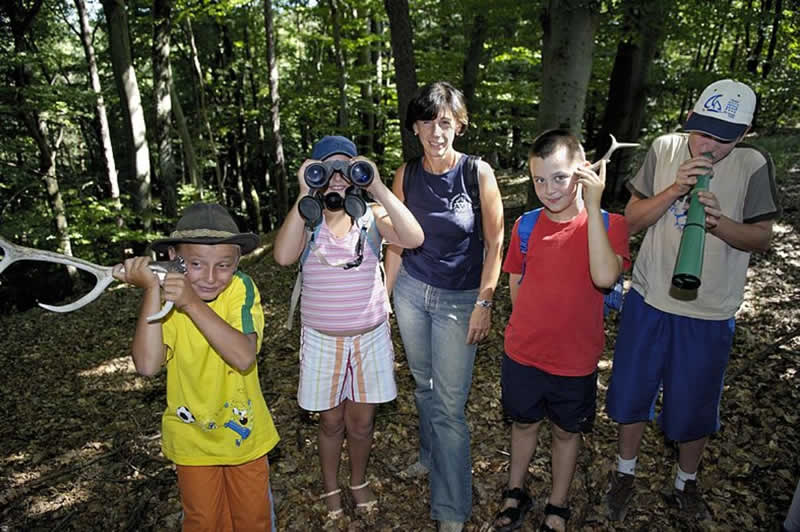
[
  {"xmin": 330, "ymin": 0, "xmax": 349, "ymax": 129},
  {"xmin": 263, "ymin": 0, "xmax": 288, "ymax": 222},
  {"xmin": 102, "ymin": 0, "xmax": 152, "ymax": 229},
  {"xmin": 170, "ymin": 84, "xmax": 199, "ymax": 193},
  {"xmin": 185, "ymin": 17, "xmax": 222, "ymax": 199},
  {"xmin": 384, "ymin": 0, "xmax": 420, "ymax": 160},
  {"xmin": 358, "ymin": 13, "xmax": 375, "ymax": 155},
  {"xmin": 153, "ymin": 0, "xmax": 177, "ymax": 218},
  {"xmin": 747, "ymin": 0, "xmax": 772, "ymax": 74},
  {"xmin": 761, "ymin": 0, "xmax": 782, "ymax": 79},
  {"xmin": 74, "ymin": 0, "xmax": 120, "ymax": 214},
  {"xmin": 372, "ymin": 18, "xmax": 386, "ymax": 163},
  {"xmin": 462, "ymin": 13, "xmax": 487, "ymax": 116}
]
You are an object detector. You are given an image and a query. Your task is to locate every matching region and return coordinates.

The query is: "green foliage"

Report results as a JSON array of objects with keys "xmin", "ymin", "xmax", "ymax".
[{"xmin": 0, "ymin": 0, "xmax": 798, "ymax": 257}]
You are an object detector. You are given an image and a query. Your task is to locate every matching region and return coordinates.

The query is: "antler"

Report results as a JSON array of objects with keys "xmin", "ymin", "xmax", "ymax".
[
  {"xmin": 0, "ymin": 236, "xmax": 185, "ymax": 322},
  {"xmin": 589, "ymin": 134, "xmax": 640, "ymax": 170}
]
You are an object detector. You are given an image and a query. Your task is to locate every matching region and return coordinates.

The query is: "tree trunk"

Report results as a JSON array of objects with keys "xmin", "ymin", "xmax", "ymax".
[
  {"xmin": 329, "ymin": 0, "xmax": 349, "ymax": 129},
  {"xmin": 531, "ymin": 0, "xmax": 598, "ymax": 206},
  {"xmin": 535, "ymin": 0, "xmax": 598, "ymax": 133},
  {"xmin": 102, "ymin": 0, "xmax": 153, "ymax": 229},
  {"xmin": 747, "ymin": 0, "xmax": 772, "ymax": 74},
  {"xmin": 462, "ymin": 13, "xmax": 487, "ymax": 116},
  {"xmin": 185, "ymin": 17, "xmax": 222, "ymax": 199},
  {"xmin": 358, "ymin": 13, "xmax": 375, "ymax": 155},
  {"xmin": 153, "ymin": 0, "xmax": 177, "ymax": 218},
  {"xmin": 372, "ymin": 18, "xmax": 386, "ymax": 163},
  {"xmin": 596, "ymin": 0, "xmax": 671, "ymax": 203},
  {"xmin": 263, "ymin": 0, "xmax": 288, "ymax": 222},
  {"xmin": 761, "ymin": 0, "xmax": 782, "ymax": 79},
  {"xmin": 170, "ymin": 85, "xmax": 199, "ymax": 194},
  {"xmin": 384, "ymin": 0, "xmax": 420, "ymax": 160},
  {"xmin": 74, "ymin": 0, "xmax": 120, "ymax": 214},
  {"xmin": 5, "ymin": 0, "xmax": 76, "ymax": 278}
]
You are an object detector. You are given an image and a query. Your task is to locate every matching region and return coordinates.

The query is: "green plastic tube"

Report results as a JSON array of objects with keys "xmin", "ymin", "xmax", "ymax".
[{"xmin": 671, "ymin": 153, "xmax": 713, "ymax": 290}]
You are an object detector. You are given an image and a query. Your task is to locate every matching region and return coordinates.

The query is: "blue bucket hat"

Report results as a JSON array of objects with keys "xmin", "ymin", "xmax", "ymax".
[{"xmin": 311, "ymin": 135, "xmax": 357, "ymax": 160}]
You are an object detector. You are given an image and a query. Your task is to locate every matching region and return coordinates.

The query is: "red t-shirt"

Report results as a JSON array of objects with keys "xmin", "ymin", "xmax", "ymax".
[{"xmin": 502, "ymin": 209, "xmax": 630, "ymax": 376}]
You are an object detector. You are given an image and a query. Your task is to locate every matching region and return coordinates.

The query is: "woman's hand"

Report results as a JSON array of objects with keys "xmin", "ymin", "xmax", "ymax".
[{"xmin": 466, "ymin": 305, "xmax": 491, "ymax": 344}]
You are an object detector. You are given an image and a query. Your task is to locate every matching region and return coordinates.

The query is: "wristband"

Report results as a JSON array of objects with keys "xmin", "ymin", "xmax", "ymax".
[{"xmin": 475, "ymin": 299, "xmax": 493, "ymax": 308}]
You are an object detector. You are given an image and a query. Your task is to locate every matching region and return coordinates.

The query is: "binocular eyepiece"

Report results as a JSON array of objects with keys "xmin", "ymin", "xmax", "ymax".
[{"xmin": 304, "ymin": 160, "xmax": 374, "ymax": 189}]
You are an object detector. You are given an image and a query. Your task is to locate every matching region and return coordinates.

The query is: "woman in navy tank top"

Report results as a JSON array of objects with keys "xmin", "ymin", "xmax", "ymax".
[{"xmin": 384, "ymin": 81, "xmax": 505, "ymax": 531}]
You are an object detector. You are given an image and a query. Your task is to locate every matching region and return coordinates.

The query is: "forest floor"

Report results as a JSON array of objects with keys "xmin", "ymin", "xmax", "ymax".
[{"xmin": 1, "ymin": 138, "xmax": 799, "ymax": 531}]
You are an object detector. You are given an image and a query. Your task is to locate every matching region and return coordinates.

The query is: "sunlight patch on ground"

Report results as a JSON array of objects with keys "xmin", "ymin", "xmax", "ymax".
[{"xmin": 78, "ymin": 356, "xmax": 135, "ymax": 377}]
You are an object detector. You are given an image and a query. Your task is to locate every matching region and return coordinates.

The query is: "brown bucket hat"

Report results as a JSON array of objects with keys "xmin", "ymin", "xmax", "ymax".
[{"xmin": 150, "ymin": 203, "xmax": 259, "ymax": 255}]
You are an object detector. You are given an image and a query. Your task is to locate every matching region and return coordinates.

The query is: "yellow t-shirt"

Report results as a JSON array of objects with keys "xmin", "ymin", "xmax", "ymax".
[{"xmin": 160, "ymin": 271, "xmax": 279, "ymax": 465}]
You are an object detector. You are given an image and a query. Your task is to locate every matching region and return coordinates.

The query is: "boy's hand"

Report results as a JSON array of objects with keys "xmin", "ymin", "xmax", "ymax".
[
  {"xmin": 113, "ymin": 257, "xmax": 160, "ymax": 290},
  {"xmin": 673, "ymin": 156, "xmax": 713, "ymax": 196},
  {"xmin": 161, "ymin": 272, "xmax": 201, "ymax": 310},
  {"xmin": 575, "ymin": 160, "xmax": 605, "ymax": 210},
  {"xmin": 696, "ymin": 190, "xmax": 722, "ymax": 229}
]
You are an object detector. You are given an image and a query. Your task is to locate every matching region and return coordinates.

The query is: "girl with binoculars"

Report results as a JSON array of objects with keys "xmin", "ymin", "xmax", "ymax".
[{"xmin": 273, "ymin": 135, "xmax": 423, "ymax": 525}]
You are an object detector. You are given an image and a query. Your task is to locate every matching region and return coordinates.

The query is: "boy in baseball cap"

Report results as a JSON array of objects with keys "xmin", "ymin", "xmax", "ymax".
[
  {"xmin": 603, "ymin": 80, "xmax": 780, "ymax": 523},
  {"xmin": 114, "ymin": 202, "xmax": 279, "ymax": 531}
]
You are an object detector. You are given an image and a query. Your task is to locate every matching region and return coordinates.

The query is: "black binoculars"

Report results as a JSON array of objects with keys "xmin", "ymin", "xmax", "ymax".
[{"xmin": 304, "ymin": 160, "xmax": 374, "ymax": 189}]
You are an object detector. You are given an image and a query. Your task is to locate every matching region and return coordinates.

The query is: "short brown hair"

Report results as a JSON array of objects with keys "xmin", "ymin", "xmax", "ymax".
[
  {"xmin": 404, "ymin": 81, "xmax": 469, "ymax": 135},
  {"xmin": 529, "ymin": 129, "xmax": 585, "ymax": 163}
]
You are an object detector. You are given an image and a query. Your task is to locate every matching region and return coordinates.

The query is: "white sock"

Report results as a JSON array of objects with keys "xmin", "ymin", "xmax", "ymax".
[
  {"xmin": 675, "ymin": 465, "xmax": 697, "ymax": 491},
  {"xmin": 617, "ymin": 455, "xmax": 637, "ymax": 476}
]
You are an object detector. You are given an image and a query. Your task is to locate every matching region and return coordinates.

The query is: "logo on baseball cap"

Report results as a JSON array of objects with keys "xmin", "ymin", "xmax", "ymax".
[{"xmin": 683, "ymin": 79, "xmax": 756, "ymax": 142}]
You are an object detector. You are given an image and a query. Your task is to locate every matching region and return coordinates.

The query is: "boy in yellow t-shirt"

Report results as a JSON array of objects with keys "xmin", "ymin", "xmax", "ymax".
[{"xmin": 114, "ymin": 203, "xmax": 279, "ymax": 531}]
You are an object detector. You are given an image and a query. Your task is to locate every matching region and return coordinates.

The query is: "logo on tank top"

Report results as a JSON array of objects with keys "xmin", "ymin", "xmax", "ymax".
[
  {"xmin": 449, "ymin": 192, "xmax": 475, "ymax": 229},
  {"xmin": 449, "ymin": 192, "xmax": 472, "ymax": 214}
]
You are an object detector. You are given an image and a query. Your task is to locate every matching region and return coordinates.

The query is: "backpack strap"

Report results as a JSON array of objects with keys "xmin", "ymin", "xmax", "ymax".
[
  {"xmin": 516, "ymin": 207, "xmax": 543, "ymax": 284},
  {"xmin": 402, "ymin": 157, "xmax": 422, "ymax": 200},
  {"xmin": 464, "ymin": 155, "xmax": 481, "ymax": 207}
]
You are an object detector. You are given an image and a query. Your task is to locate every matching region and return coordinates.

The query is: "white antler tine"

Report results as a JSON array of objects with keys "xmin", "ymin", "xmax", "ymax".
[
  {"xmin": 146, "ymin": 301, "xmax": 175, "ymax": 322},
  {"xmin": 0, "ymin": 236, "xmax": 20, "ymax": 275},
  {"xmin": 589, "ymin": 133, "xmax": 640, "ymax": 170},
  {"xmin": 38, "ymin": 274, "xmax": 116, "ymax": 313}
]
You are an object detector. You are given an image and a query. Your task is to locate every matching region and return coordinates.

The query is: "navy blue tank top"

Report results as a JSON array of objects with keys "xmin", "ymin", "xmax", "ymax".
[{"xmin": 402, "ymin": 154, "xmax": 484, "ymax": 290}]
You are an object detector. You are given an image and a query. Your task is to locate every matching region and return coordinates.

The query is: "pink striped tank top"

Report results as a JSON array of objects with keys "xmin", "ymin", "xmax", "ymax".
[{"xmin": 300, "ymin": 217, "xmax": 387, "ymax": 333}]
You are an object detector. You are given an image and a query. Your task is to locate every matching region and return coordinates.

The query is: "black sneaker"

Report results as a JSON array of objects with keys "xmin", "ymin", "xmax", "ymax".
[
  {"xmin": 667, "ymin": 479, "xmax": 711, "ymax": 521},
  {"xmin": 604, "ymin": 471, "xmax": 635, "ymax": 521}
]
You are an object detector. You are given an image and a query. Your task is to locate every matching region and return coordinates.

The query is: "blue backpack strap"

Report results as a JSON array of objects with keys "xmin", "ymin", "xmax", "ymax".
[
  {"xmin": 299, "ymin": 223, "xmax": 322, "ymax": 267},
  {"xmin": 516, "ymin": 207, "xmax": 542, "ymax": 284},
  {"xmin": 600, "ymin": 209, "xmax": 625, "ymax": 315},
  {"xmin": 357, "ymin": 207, "xmax": 382, "ymax": 260}
]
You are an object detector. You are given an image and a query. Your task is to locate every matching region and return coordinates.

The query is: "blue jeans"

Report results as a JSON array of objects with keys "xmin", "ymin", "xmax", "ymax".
[{"xmin": 393, "ymin": 266, "xmax": 478, "ymax": 522}]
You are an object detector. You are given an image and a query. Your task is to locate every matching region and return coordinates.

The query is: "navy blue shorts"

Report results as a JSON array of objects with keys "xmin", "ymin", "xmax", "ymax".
[
  {"xmin": 501, "ymin": 354, "xmax": 597, "ymax": 433},
  {"xmin": 605, "ymin": 289, "xmax": 735, "ymax": 442}
]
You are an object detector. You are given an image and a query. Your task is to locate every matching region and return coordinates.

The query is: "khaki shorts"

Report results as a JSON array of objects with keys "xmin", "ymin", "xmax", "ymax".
[
  {"xmin": 298, "ymin": 321, "xmax": 397, "ymax": 411},
  {"xmin": 176, "ymin": 455, "xmax": 274, "ymax": 531}
]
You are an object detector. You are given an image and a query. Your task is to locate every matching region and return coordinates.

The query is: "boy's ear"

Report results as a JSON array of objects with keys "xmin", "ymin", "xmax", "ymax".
[{"xmin": 168, "ymin": 246, "xmax": 177, "ymax": 260}]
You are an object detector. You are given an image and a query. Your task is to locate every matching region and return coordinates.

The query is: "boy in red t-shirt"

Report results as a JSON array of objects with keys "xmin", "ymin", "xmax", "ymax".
[{"xmin": 492, "ymin": 129, "xmax": 630, "ymax": 532}]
